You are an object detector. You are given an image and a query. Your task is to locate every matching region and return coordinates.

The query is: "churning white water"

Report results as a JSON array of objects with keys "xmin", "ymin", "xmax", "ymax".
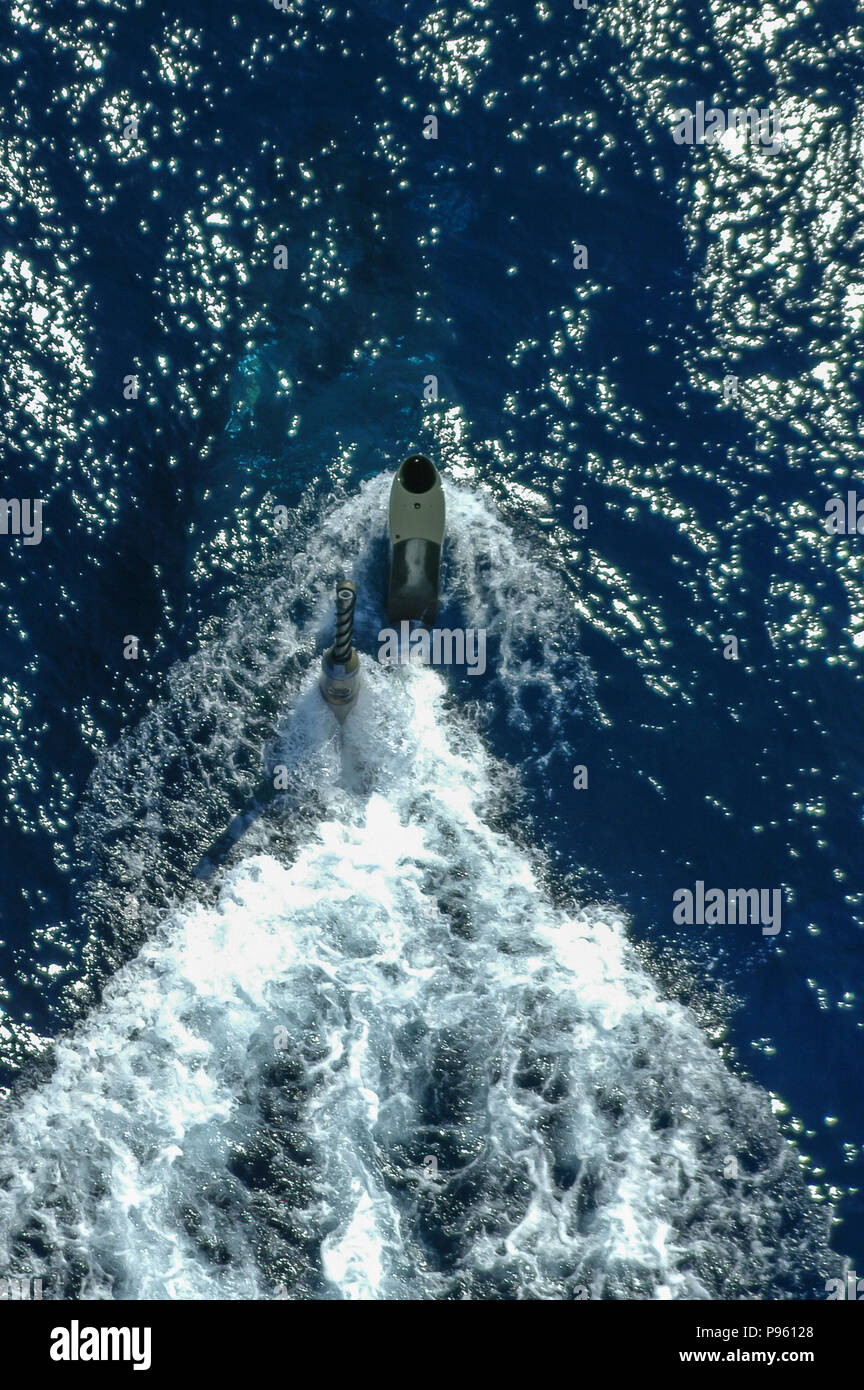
[{"xmin": 0, "ymin": 479, "xmax": 836, "ymax": 1299}]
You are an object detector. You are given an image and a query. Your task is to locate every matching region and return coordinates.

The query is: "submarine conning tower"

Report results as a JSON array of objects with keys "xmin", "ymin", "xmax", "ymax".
[{"xmin": 387, "ymin": 453, "xmax": 445, "ymax": 626}]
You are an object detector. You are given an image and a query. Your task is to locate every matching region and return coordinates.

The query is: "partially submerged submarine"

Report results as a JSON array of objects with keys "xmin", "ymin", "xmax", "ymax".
[
  {"xmin": 320, "ymin": 453, "xmax": 445, "ymax": 720},
  {"xmin": 195, "ymin": 456, "xmax": 445, "ymax": 877},
  {"xmin": 387, "ymin": 453, "xmax": 445, "ymax": 626}
]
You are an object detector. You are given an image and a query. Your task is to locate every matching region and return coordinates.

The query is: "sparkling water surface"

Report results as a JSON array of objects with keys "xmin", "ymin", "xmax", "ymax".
[{"xmin": 0, "ymin": 0, "xmax": 861, "ymax": 1298}]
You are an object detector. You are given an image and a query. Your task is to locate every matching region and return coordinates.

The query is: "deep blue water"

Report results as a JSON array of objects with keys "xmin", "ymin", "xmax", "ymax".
[{"xmin": 0, "ymin": 0, "xmax": 861, "ymax": 1298}]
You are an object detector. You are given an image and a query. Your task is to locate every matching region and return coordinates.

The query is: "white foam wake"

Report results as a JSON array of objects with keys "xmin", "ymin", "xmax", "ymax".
[{"xmin": 0, "ymin": 482, "xmax": 835, "ymax": 1300}]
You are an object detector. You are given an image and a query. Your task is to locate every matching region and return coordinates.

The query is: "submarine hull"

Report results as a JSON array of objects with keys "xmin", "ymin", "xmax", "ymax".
[{"xmin": 387, "ymin": 454, "xmax": 445, "ymax": 625}]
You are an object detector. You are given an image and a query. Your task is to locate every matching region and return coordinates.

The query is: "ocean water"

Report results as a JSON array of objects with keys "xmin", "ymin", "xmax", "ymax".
[{"xmin": 0, "ymin": 0, "xmax": 860, "ymax": 1299}]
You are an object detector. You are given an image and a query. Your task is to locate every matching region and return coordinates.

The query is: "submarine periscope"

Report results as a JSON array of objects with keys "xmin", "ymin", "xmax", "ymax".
[{"xmin": 319, "ymin": 580, "xmax": 361, "ymax": 721}]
